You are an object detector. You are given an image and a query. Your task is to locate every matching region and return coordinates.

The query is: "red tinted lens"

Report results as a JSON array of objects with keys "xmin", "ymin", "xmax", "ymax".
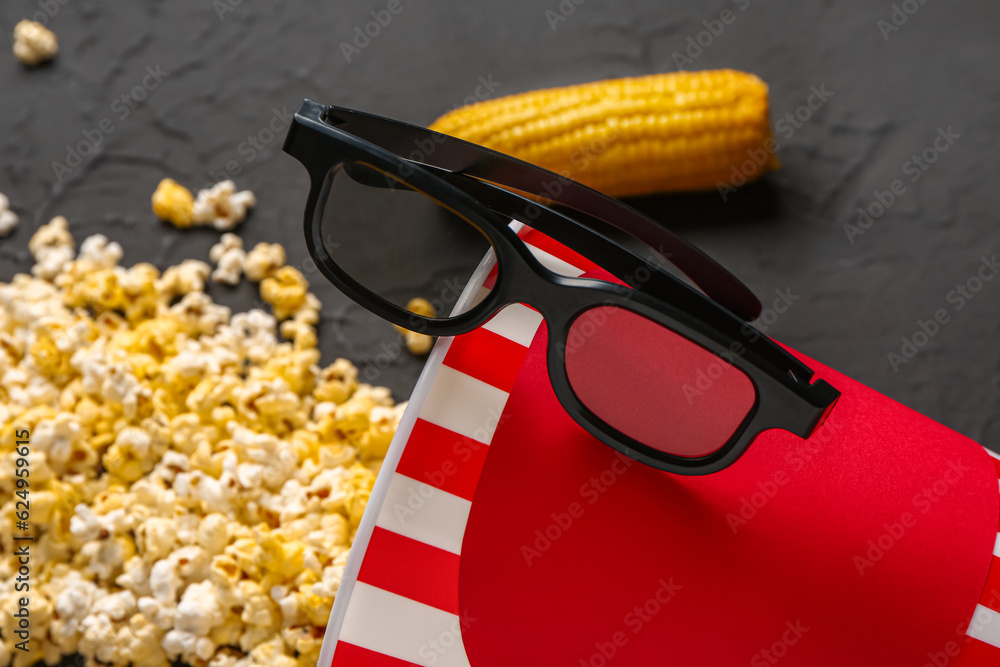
[{"xmin": 564, "ymin": 306, "xmax": 756, "ymax": 458}]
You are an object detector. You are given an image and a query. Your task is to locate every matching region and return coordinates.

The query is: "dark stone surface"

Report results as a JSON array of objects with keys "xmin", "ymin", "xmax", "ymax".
[
  {"xmin": 0, "ymin": 0, "xmax": 997, "ymax": 661},
  {"xmin": 1, "ymin": 2, "xmax": 997, "ymax": 420}
]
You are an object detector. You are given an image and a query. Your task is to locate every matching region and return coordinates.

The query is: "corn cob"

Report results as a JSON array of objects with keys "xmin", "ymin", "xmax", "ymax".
[{"xmin": 429, "ymin": 69, "xmax": 779, "ymax": 198}]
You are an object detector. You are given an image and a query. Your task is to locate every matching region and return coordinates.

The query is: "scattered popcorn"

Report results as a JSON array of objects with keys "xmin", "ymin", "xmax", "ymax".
[
  {"xmin": 28, "ymin": 215, "xmax": 75, "ymax": 281},
  {"xmin": 12, "ymin": 19, "xmax": 58, "ymax": 66},
  {"xmin": 210, "ymin": 233, "xmax": 246, "ymax": 285},
  {"xmin": 261, "ymin": 266, "xmax": 309, "ymax": 321},
  {"xmin": 153, "ymin": 178, "xmax": 256, "ymax": 232},
  {"xmin": 0, "ymin": 211, "xmax": 403, "ymax": 665},
  {"xmin": 28, "ymin": 215, "xmax": 73, "ymax": 258},
  {"xmin": 76, "ymin": 234, "xmax": 124, "ymax": 271},
  {"xmin": 405, "ymin": 297, "xmax": 435, "ymax": 318},
  {"xmin": 394, "ymin": 297, "xmax": 437, "ymax": 355},
  {"xmin": 243, "ymin": 242, "xmax": 286, "ymax": 282},
  {"xmin": 158, "ymin": 259, "xmax": 211, "ymax": 297},
  {"xmin": 209, "ymin": 233, "xmax": 242, "ymax": 264},
  {"xmin": 193, "ymin": 180, "xmax": 256, "ymax": 231},
  {"xmin": 0, "ymin": 193, "xmax": 17, "ymax": 237},
  {"xmin": 152, "ymin": 178, "xmax": 196, "ymax": 229}
]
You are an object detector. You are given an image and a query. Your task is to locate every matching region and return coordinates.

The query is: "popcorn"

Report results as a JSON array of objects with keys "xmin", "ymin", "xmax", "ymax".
[
  {"xmin": 197, "ymin": 513, "xmax": 229, "ymax": 555},
  {"xmin": 77, "ymin": 234, "xmax": 124, "ymax": 271},
  {"xmin": 136, "ymin": 517, "xmax": 178, "ymax": 561},
  {"xmin": 314, "ymin": 358, "xmax": 360, "ymax": 404},
  {"xmin": 49, "ymin": 570, "xmax": 100, "ymax": 640},
  {"xmin": 240, "ymin": 581, "xmax": 278, "ymax": 629},
  {"xmin": 362, "ymin": 404, "xmax": 405, "ymax": 459},
  {"xmin": 244, "ymin": 242, "xmax": 286, "ymax": 282},
  {"xmin": 29, "ymin": 216, "xmax": 76, "ymax": 281},
  {"xmin": 29, "ymin": 215, "xmax": 74, "ymax": 260},
  {"xmin": 138, "ymin": 596, "xmax": 176, "ymax": 631},
  {"xmin": 149, "ymin": 558, "xmax": 181, "ymax": 603},
  {"xmin": 70, "ymin": 504, "xmax": 129, "ymax": 542},
  {"xmin": 152, "ymin": 178, "xmax": 196, "ymax": 228},
  {"xmin": 91, "ymin": 589, "xmax": 137, "ymax": 621},
  {"xmin": 260, "ymin": 266, "xmax": 309, "ymax": 320},
  {"xmin": 175, "ymin": 581, "xmax": 222, "ymax": 635},
  {"xmin": 210, "ymin": 233, "xmax": 247, "ymax": 285},
  {"xmin": 282, "ymin": 623, "xmax": 323, "ymax": 661},
  {"xmin": 227, "ymin": 309, "xmax": 279, "ymax": 364},
  {"xmin": 0, "ymin": 193, "xmax": 18, "ymax": 237},
  {"xmin": 193, "ymin": 180, "xmax": 257, "ymax": 231},
  {"xmin": 0, "ymin": 212, "xmax": 405, "ymax": 666},
  {"xmin": 208, "ymin": 647, "xmax": 244, "ymax": 667},
  {"xmin": 162, "ymin": 627, "xmax": 216, "ymax": 663},
  {"xmin": 119, "ymin": 613, "xmax": 168, "ymax": 666},
  {"xmin": 395, "ymin": 297, "xmax": 437, "ymax": 355},
  {"xmin": 170, "ymin": 544, "xmax": 211, "ymax": 582},
  {"xmin": 280, "ymin": 292, "xmax": 321, "ymax": 349},
  {"xmin": 311, "ymin": 562, "xmax": 345, "ymax": 599},
  {"xmin": 158, "ymin": 258, "xmax": 211, "ymax": 296},
  {"xmin": 276, "ymin": 592, "xmax": 307, "ymax": 627},
  {"xmin": 209, "ymin": 233, "xmax": 243, "ymax": 264},
  {"xmin": 116, "ymin": 555, "xmax": 152, "ymax": 597},
  {"xmin": 32, "ymin": 412, "xmax": 83, "ymax": 473},
  {"xmin": 78, "ymin": 609, "xmax": 118, "ymax": 664},
  {"xmin": 249, "ymin": 633, "xmax": 294, "ymax": 665},
  {"xmin": 169, "ymin": 292, "xmax": 232, "ymax": 340},
  {"xmin": 79, "ymin": 534, "xmax": 135, "ymax": 581},
  {"xmin": 119, "ymin": 262, "xmax": 161, "ymax": 323},
  {"xmin": 12, "ymin": 19, "xmax": 58, "ymax": 66}
]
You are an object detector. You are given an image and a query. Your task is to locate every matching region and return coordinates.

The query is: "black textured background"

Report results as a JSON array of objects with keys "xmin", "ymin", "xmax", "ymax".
[
  {"xmin": 0, "ymin": 1, "xmax": 998, "ymax": 666},
  {"xmin": 1, "ymin": 3, "xmax": 998, "ymax": 434}
]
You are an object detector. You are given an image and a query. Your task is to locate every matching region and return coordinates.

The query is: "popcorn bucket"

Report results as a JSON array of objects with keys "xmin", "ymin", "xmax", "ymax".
[{"xmin": 316, "ymin": 227, "xmax": 1000, "ymax": 667}]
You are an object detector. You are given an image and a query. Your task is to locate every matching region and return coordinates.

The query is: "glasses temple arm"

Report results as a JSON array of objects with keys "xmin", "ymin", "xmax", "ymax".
[{"xmin": 318, "ymin": 103, "xmax": 763, "ymax": 321}]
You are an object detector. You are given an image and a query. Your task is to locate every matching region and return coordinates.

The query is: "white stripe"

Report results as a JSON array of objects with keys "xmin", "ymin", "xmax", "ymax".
[
  {"xmin": 985, "ymin": 447, "xmax": 1000, "ymax": 461},
  {"xmin": 994, "ymin": 533, "xmax": 1000, "ymax": 559},
  {"xmin": 528, "ymin": 244, "xmax": 586, "ymax": 277},
  {"xmin": 450, "ymin": 246, "xmax": 497, "ymax": 318},
  {"xmin": 482, "ymin": 303, "xmax": 544, "ymax": 347},
  {"xmin": 419, "ymin": 365, "xmax": 510, "ymax": 443},
  {"xmin": 339, "ymin": 582, "xmax": 471, "ymax": 667},
  {"xmin": 968, "ymin": 604, "xmax": 1000, "ymax": 649},
  {"xmin": 374, "ymin": 473, "xmax": 471, "ymax": 555}
]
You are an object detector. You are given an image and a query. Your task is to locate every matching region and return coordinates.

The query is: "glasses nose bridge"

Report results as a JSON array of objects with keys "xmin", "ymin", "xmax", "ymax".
[
  {"xmin": 492, "ymin": 236, "xmax": 588, "ymax": 311},
  {"xmin": 523, "ymin": 278, "xmax": 620, "ymax": 342}
]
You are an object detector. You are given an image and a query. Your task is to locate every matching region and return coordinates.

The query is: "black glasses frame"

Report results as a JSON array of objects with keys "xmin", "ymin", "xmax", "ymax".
[{"xmin": 283, "ymin": 99, "xmax": 840, "ymax": 476}]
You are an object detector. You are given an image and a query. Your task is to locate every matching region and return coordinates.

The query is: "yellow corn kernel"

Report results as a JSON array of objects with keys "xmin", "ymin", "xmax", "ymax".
[
  {"xmin": 429, "ymin": 69, "xmax": 779, "ymax": 198},
  {"xmin": 152, "ymin": 178, "xmax": 195, "ymax": 228}
]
